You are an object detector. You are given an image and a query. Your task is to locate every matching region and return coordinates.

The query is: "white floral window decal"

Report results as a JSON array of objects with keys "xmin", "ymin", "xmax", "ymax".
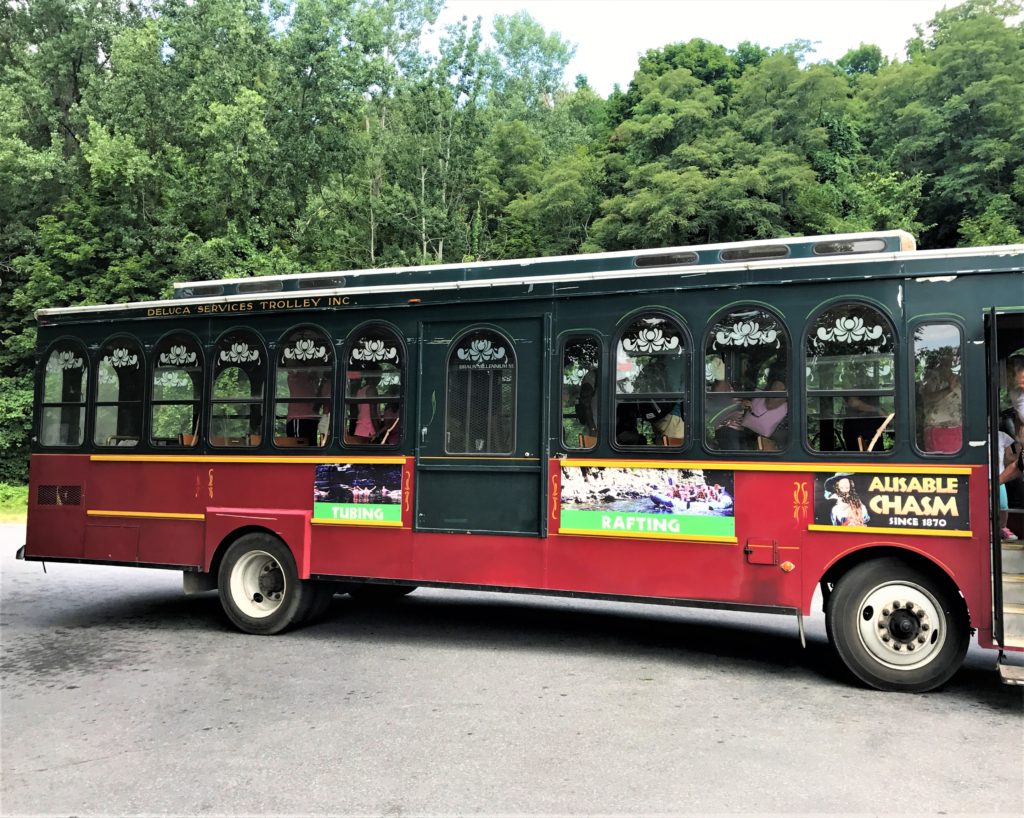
[
  {"xmin": 457, "ymin": 338, "xmax": 507, "ymax": 363},
  {"xmin": 352, "ymin": 338, "xmax": 398, "ymax": 363},
  {"xmin": 106, "ymin": 348, "xmax": 139, "ymax": 368},
  {"xmin": 220, "ymin": 343, "xmax": 260, "ymax": 364},
  {"xmin": 159, "ymin": 345, "xmax": 197, "ymax": 367},
  {"xmin": 283, "ymin": 338, "xmax": 328, "ymax": 362},
  {"xmin": 622, "ymin": 326, "xmax": 680, "ymax": 355},
  {"xmin": 714, "ymin": 320, "xmax": 780, "ymax": 348},
  {"xmin": 47, "ymin": 350, "xmax": 84, "ymax": 373},
  {"xmin": 816, "ymin": 316, "xmax": 885, "ymax": 344}
]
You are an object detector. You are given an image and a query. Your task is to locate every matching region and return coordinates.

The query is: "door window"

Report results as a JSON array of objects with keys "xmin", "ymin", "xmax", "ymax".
[{"xmin": 446, "ymin": 329, "xmax": 516, "ymax": 454}]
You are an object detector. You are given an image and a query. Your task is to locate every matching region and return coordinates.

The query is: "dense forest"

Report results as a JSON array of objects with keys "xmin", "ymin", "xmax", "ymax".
[{"xmin": 1, "ymin": 0, "xmax": 1022, "ymax": 483}]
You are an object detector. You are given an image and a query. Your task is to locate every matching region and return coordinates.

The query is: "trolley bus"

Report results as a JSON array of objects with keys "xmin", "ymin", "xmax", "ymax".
[{"xmin": 19, "ymin": 229, "xmax": 1024, "ymax": 692}]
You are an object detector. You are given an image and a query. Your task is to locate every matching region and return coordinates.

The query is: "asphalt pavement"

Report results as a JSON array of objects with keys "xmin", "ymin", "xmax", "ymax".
[{"xmin": 1, "ymin": 522, "xmax": 1021, "ymax": 816}]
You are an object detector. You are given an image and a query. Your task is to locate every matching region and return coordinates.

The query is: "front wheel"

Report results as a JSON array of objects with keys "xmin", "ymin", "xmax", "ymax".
[
  {"xmin": 826, "ymin": 558, "xmax": 968, "ymax": 693},
  {"xmin": 218, "ymin": 533, "xmax": 317, "ymax": 634}
]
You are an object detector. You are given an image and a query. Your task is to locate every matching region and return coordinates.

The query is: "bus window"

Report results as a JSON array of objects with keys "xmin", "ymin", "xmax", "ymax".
[
  {"xmin": 275, "ymin": 327, "xmax": 333, "ymax": 447},
  {"xmin": 614, "ymin": 315, "xmax": 687, "ymax": 448},
  {"xmin": 913, "ymin": 323, "xmax": 963, "ymax": 454},
  {"xmin": 705, "ymin": 307, "xmax": 788, "ymax": 452},
  {"xmin": 562, "ymin": 336, "xmax": 600, "ymax": 449},
  {"xmin": 446, "ymin": 329, "xmax": 515, "ymax": 454},
  {"xmin": 39, "ymin": 342, "xmax": 88, "ymax": 447},
  {"xmin": 806, "ymin": 303, "xmax": 896, "ymax": 453},
  {"xmin": 151, "ymin": 333, "xmax": 203, "ymax": 447},
  {"xmin": 94, "ymin": 337, "xmax": 144, "ymax": 447},
  {"xmin": 345, "ymin": 327, "xmax": 403, "ymax": 446},
  {"xmin": 211, "ymin": 330, "xmax": 266, "ymax": 447}
]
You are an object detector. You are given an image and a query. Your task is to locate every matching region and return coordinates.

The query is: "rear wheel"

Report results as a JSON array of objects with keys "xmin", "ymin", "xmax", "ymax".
[
  {"xmin": 826, "ymin": 557, "xmax": 968, "ymax": 692},
  {"xmin": 217, "ymin": 533, "xmax": 317, "ymax": 634}
]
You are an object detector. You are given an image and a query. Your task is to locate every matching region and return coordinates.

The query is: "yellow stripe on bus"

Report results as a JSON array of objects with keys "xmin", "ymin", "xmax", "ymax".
[
  {"xmin": 559, "ymin": 459, "xmax": 973, "ymax": 475},
  {"xmin": 557, "ymin": 527, "xmax": 738, "ymax": 544},
  {"xmin": 807, "ymin": 524, "xmax": 973, "ymax": 538},
  {"xmin": 87, "ymin": 510, "xmax": 205, "ymax": 521},
  {"xmin": 90, "ymin": 455, "xmax": 406, "ymax": 465},
  {"xmin": 311, "ymin": 518, "xmax": 405, "ymax": 528}
]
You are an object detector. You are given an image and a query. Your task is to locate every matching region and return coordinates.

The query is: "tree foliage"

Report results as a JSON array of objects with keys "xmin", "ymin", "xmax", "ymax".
[{"xmin": 0, "ymin": 0, "xmax": 1021, "ymax": 482}]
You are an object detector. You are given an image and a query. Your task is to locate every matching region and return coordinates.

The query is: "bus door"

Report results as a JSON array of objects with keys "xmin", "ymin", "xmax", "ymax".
[
  {"xmin": 415, "ymin": 318, "xmax": 549, "ymax": 536},
  {"xmin": 987, "ymin": 307, "xmax": 1024, "ymax": 649}
]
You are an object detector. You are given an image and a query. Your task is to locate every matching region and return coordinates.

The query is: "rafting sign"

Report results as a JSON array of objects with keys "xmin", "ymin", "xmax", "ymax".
[{"xmin": 558, "ymin": 465, "xmax": 735, "ymax": 541}]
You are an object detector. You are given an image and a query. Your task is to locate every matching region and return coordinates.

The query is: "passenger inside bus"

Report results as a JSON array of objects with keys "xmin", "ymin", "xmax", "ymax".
[
  {"xmin": 919, "ymin": 354, "xmax": 962, "ymax": 453},
  {"xmin": 713, "ymin": 366, "xmax": 788, "ymax": 451},
  {"xmin": 842, "ymin": 395, "xmax": 883, "ymax": 451},
  {"xmin": 285, "ymin": 369, "xmax": 326, "ymax": 444}
]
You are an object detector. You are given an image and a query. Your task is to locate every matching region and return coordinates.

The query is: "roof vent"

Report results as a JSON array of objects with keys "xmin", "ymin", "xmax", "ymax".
[
  {"xmin": 719, "ymin": 245, "xmax": 790, "ymax": 262},
  {"xmin": 634, "ymin": 252, "xmax": 698, "ymax": 268}
]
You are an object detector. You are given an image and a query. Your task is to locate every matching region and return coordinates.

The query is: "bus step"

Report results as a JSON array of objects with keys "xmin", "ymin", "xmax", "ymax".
[
  {"xmin": 998, "ymin": 659, "xmax": 1024, "ymax": 686},
  {"xmin": 1003, "ymin": 604, "xmax": 1024, "ymax": 648},
  {"xmin": 1002, "ymin": 542, "xmax": 1024, "ymax": 574},
  {"xmin": 1003, "ymin": 574, "xmax": 1024, "ymax": 606}
]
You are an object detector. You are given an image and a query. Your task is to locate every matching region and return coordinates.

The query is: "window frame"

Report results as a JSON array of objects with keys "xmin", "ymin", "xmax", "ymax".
[
  {"xmin": 208, "ymin": 327, "xmax": 269, "ymax": 449},
  {"xmin": 341, "ymin": 321, "xmax": 406, "ymax": 449},
  {"xmin": 272, "ymin": 323, "xmax": 335, "ymax": 450},
  {"xmin": 93, "ymin": 334, "xmax": 146, "ymax": 449},
  {"xmin": 37, "ymin": 337, "xmax": 90, "ymax": 450},
  {"xmin": 443, "ymin": 325, "xmax": 518, "ymax": 456},
  {"xmin": 560, "ymin": 333, "xmax": 603, "ymax": 451},
  {"xmin": 909, "ymin": 319, "xmax": 966, "ymax": 458},
  {"xmin": 701, "ymin": 304, "xmax": 790, "ymax": 455},
  {"xmin": 610, "ymin": 311, "xmax": 690, "ymax": 453},
  {"xmin": 802, "ymin": 299, "xmax": 899, "ymax": 457},
  {"xmin": 149, "ymin": 330, "xmax": 206, "ymax": 448}
]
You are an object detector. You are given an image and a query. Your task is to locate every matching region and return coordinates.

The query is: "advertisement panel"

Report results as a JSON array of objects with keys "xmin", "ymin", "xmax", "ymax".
[
  {"xmin": 811, "ymin": 471, "xmax": 970, "ymax": 534},
  {"xmin": 313, "ymin": 463, "xmax": 403, "ymax": 526},
  {"xmin": 559, "ymin": 465, "xmax": 735, "ymax": 541}
]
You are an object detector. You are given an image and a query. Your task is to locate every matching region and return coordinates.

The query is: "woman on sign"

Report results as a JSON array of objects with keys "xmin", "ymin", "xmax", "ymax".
[{"xmin": 824, "ymin": 472, "xmax": 870, "ymax": 527}]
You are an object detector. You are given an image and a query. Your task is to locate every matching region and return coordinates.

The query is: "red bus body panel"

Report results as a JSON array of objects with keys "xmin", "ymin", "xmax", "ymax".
[{"xmin": 24, "ymin": 453, "xmax": 997, "ymax": 648}]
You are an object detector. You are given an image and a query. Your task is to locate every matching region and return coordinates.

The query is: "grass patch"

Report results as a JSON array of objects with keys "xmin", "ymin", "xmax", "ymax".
[{"xmin": 0, "ymin": 483, "xmax": 27, "ymax": 523}]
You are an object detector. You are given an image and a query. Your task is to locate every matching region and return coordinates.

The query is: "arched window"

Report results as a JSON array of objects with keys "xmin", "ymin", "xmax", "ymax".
[
  {"xmin": 343, "ymin": 326, "xmax": 403, "ymax": 446},
  {"xmin": 39, "ymin": 341, "xmax": 88, "ymax": 447},
  {"xmin": 94, "ymin": 336, "xmax": 144, "ymax": 447},
  {"xmin": 211, "ymin": 330, "xmax": 266, "ymax": 448},
  {"xmin": 274, "ymin": 326, "xmax": 333, "ymax": 447},
  {"xmin": 150, "ymin": 333, "xmax": 203, "ymax": 447},
  {"xmin": 614, "ymin": 315, "xmax": 687, "ymax": 448},
  {"xmin": 806, "ymin": 303, "xmax": 896, "ymax": 453},
  {"xmin": 705, "ymin": 307, "xmax": 789, "ymax": 452},
  {"xmin": 446, "ymin": 329, "xmax": 515, "ymax": 454}
]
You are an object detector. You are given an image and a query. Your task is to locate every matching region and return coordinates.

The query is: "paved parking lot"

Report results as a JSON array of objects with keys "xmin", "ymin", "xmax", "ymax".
[{"xmin": 1, "ymin": 523, "xmax": 1021, "ymax": 816}]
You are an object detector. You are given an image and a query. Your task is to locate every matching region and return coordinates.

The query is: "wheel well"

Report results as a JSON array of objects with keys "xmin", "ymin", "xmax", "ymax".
[
  {"xmin": 207, "ymin": 525, "xmax": 284, "ymax": 588},
  {"xmin": 818, "ymin": 546, "xmax": 970, "ymax": 626}
]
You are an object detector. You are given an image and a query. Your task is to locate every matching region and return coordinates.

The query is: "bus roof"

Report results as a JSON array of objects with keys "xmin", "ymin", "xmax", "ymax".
[
  {"xmin": 33, "ymin": 231, "xmax": 1024, "ymax": 323},
  {"xmin": 169, "ymin": 230, "xmax": 916, "ymax": 300}
]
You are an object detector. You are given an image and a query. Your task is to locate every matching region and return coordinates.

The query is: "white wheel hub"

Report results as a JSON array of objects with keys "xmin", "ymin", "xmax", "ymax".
[
  {"xmin": 856, "ymin": 580, "xmax": 947, "ymax": 670},
  {"xmin": 230, "ymin": 549, "xmax": 286, "ymax": 618}
]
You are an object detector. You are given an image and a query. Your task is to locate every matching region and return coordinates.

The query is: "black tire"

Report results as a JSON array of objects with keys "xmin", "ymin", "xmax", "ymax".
[
  {"xmin": 347, "ymin": 583, "xmax": 418, "ymax": 602},
  {"xmin": 826, "ymin": 557, "xmax": 969, "ymax": 692},
  {"xmin": 301, "ymin": 581, "xmax": 337, "ymax": 625},
  {"xmin": 217, "ymin": 533, "xmax": 317, "ymax": 634}
]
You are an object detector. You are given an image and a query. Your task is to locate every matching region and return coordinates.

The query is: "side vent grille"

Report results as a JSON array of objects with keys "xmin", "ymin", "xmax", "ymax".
[{"xmin": 38, "ymin": 485, "xmax": 82, "ymax": 506}]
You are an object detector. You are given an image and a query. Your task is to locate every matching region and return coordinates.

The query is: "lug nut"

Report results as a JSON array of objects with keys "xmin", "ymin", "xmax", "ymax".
[
  {"xmin": 917, "ymin": 635, "xmax": 926, "ymax": 644},
  {"xmin": 882, "ymin": 608, "xmax": 891, "ymax": 616},
  {"xmin": 905, "ymin": 601, "xmax": 914, "ymax": 610},
  {"xmin": 922, "ymin": 623, "xmax": 930, "ymax": 631},
  {"xmin": 916, "ymin": 609, "xmax": 925, "ymax": 618},
  {"xmin": 907, "ymin": 643, "xmax": 915, "ymax": 651},
  {"xmin": 881, "ymin": 634, "xmax": 891, "ymax": 642},
  {"xmin": 893, "ymin": 601, "xmax": 901, "ymax": 609}
]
